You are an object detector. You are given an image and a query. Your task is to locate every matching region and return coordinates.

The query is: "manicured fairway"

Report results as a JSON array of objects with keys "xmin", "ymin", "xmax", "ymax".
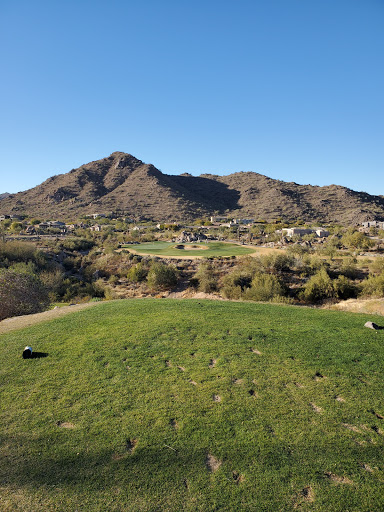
[
  {"xmin": 122, "ymin": 241, "xmax": 256, "ymax": 258},
  {"xmin": 1, "ymin": 299, "xmax": 384, "ymax": 511}
]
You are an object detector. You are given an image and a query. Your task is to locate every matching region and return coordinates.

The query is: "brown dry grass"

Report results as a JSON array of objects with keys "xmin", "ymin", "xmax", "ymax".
[{"xmin": 327, "ymin": 298, "xmax": 384, "ymax": 316}]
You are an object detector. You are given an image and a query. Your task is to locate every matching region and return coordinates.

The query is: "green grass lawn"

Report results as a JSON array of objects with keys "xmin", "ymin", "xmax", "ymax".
[
  {"xmin": 1, "ymin": 299, "xmax": 384, "ymax": 511},
  {"xmin": 122, "ymin": 241, "xmax": 256, "ymax": 257}
]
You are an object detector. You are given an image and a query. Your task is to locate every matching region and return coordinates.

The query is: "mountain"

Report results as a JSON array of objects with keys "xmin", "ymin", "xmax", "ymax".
[
  {"xmin": 1, "ymin": 152, "xmax": 383, "ymax": 224},
  {"xmin": 0, "ymin": 193, "xmax": 10, "ymax": 200}
]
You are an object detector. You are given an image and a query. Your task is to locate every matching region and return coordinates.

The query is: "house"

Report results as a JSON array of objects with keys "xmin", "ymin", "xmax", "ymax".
[
  {"xmin": 314, "ymin": 228, "xmax": 329, "ymax": 237},
  {"xmin": 210, "ymin": 216, "xmax": 228, "ymax": 223},
  {"xmin": 48, "ymin": 221, "xmax": 66, "ymax": 228},
  {"xmin": 282, "ymin": 228, "xmax": 313, "ymax": 237},
  {"xmin": 282, "ymin": 227, "xmax": 329, "ymax": 238},
  {"xmin": 362, "ymin": 221, "xmax": 384, "ymax": 230},
  {"xmin": 89, "ymin": 224, "xmax": 101, "ymax": 232},
  {"xmin": 232, "ymin": 218, "xmax": 254, "ymax": 225},
  {"xmin": 89, "ymin": 213, "xmax": 106, "ymax": 219}
]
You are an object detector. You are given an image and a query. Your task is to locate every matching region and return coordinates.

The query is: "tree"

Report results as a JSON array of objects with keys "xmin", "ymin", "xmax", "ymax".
[
  {"xmin": 341, "ymin": 231, "xmax": 374, "ymax": 251},
  {"xmin": 300, "ymin": 269, "xmax": 334, "ymax": 303},
  {"xmin": 147, "ymin": 263, "xmax": 178, "ymax": 290},
  {"xmin": 0, "ymin": 270, "xmax": 50, "ymax": 321}
]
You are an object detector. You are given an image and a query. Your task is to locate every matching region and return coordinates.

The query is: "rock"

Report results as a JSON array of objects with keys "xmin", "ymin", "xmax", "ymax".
[{"xmin": 364, "ymin": 321, "xmax": 380, "ymax": 330}]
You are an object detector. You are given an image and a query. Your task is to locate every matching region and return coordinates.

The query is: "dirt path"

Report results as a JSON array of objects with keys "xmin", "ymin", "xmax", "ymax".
[{"xmin": 0, "ymin": 302, "xmax": 99, "ymax": 335}]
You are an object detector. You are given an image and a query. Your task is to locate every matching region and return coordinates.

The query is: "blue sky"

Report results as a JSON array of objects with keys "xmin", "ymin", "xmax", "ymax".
[{"xmin": 1, "ymin": 0, "xmax": 383, "ymax": 196}]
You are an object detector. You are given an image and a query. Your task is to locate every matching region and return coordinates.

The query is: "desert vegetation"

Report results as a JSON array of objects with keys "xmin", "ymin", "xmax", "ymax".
[{"xmin": 0, "ymin": 222, "xmax": 383, "ymax": 322}]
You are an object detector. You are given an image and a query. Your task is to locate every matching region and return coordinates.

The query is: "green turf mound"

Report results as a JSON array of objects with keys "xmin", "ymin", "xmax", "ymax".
[
  {"xmin": 122, "ymin": 241, "xmax": 255, "ymax": 257},
  {"xmin": 1, "ymin": 299, "xmax": 384, "ymax": 511}
]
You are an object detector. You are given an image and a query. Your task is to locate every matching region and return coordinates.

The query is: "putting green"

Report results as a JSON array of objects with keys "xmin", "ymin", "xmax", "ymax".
[{"xmin": 122, "ymin": 241, "xmax": 256, "ymax": 258}]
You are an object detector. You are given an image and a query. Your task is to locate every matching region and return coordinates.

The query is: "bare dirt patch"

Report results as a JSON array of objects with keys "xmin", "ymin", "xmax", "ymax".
[
  {"xmin": 232, "ymin": 471, "xmax": 245, "ymax": 484},
  {"xmin": 251, "ymin": 348, "xmax": 262, "ymax": 355},
  {"xmin": 56, "ymin": 421, "xmax": 75, "ymax": 429},
  {"xmin": 309, "ymin": 402, "xmax": 322, "ymax": 413},
  {"xmin": 342, "ymin": 423, "xmax": 362, "ymax": 433},
  {"xmin": 170, "ymin": 419, "xmax": 179, "ymax": 430},
  {"xmin": 325, "ymin": 472, "xmax": 354, "ymax": 485},
  {"xmin": 293, "ymin": 486, "xmax": 315, "ymax": 508},
  {"xmin": 206, "ymin": 453, "xmax": 222, "ymax": 473},
  {"xmin": 212, "ymin": 394, "xmax": 222, "ymax": 402},
  {"xmin": 126, "ymin": 438, "xmax": 137, "ymax": 453}
]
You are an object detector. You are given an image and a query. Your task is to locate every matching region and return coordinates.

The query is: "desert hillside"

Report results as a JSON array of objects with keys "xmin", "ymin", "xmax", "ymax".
[{"xmin": 1, "ymin": 152, "xmax": 383, "ymax": 224}]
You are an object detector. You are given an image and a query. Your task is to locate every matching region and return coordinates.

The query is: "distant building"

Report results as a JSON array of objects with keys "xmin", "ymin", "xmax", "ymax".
[
  {"xmin": 362, "ymin": 221, "xmax": 384, "ymax": 229},
  {"xmin": 89, "ymin": 213, "xmax": 106, "ymax": 219},
  {"xmin": 210, "ymin": 216, "xmax": 228, "ymax": 223},
  {"xmin": 283, "ymin": 227, "xmax": 329, "ymax": 238},
  {"xmin": 283, "ymin": 228, "xmax": 313, "ymax": 237}
]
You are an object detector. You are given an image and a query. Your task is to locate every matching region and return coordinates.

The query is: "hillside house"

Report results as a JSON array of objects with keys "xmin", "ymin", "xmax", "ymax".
[
  {"xmin": 362, "ymin": 221, "xmax": 384, "ymax": 230},
  {"xmin": 89, "ymin": 213, "xmax": 106, "ymax": 219},
  {"xmin": 283, "ymin": 227, "xmax": 329, "ymax": 238},
  {"xmin": 210, "ymin": 216, "xmax": 228, "ymax": 223}
]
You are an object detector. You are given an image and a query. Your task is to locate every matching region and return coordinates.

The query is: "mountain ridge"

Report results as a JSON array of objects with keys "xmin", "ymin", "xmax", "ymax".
[{"xmin": 1, "ymin": 152, "xmax": 383, "ymax": 224}]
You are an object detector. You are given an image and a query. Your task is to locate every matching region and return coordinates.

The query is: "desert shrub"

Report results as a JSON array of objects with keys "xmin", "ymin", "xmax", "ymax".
[
  {"xmin": 127, "ymin": 262, "xmax": 148, "ymax": 283},
  {"xmin": 244, "ymin": 273, "xmax": 286, "ymax": 302},
  {"xmin": 369, "ymin": 258, "xmax": 384, "ymax": 276},
  {"xmin": 108, "ymin": 275, "xmax": 119, "ymax": 284},
  {"xmin": 300, "ymin": 268, "xmax": 335, "ymax": 302},
  {"xmin": 194, "ymin": 262, "xmax": 218, "ymax": 293},
  {"xmin": 221, "ymin": 270, "xmax": 253, "ymax": 299},
  {"xmin": 333, "ymin": 275, "xmax": 357, "ymax": 299},
  {"xmin": 258, "ymin": 253, "xmax": 294, "ymax": 273},
  {"xmin": 339, "ymin": 258, "xmax": 359, "ymax": 279},
  {"xmin": 59, "ymin": 238, "xmax": 94, "ymax": 252},
  {"xmin": 62, "ymin": 256, "xmax": 81, "ymax": 271},
  {"xmin": 341, "ymin": 231, "xmax": 374, "ymax": 251},
  {"xmin": 0, "ymin": 269, "xmax": 50, "ymax": 321},
  {"xmin": 8, "ymin": 261, "xmax": 38, "ymax": 275},
  {"xmin": 286, "ymin": 244, "xmax": 312, "ymax": 257},
  {"xmin": 39, "ymin": 269, "xmax": 66, "ymax": 301},
  {"xmin": 360, "ymin": 273, "xmax": 384, "ymax": 298},
  {"xmin": 0, "ymin": 241, "xmax": 47, "ymax": 269},
  {"xmin": 147, "ymin": 263, "xmax": 178, "ymax": 290}
]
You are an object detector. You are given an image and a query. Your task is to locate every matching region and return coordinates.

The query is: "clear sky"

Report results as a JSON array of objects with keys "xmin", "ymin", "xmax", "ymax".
[{"xmin": 1, "ymin": 0, "xmax": 383, "ymax": 196}]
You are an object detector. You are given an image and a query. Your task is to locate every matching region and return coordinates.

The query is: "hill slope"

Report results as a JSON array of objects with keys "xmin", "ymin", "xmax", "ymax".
[
  {"xmin": 1, "ymin": 152, "xmax": 384, "ymax": 224},
  {"xmin": 1, "ymin": 299, "xmax": 384, "ymax": 511}
]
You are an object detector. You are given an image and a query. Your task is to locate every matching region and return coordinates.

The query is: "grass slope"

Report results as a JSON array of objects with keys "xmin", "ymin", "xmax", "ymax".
[
  {"xmin": 1, "ymin": 299, "xmax": 384, "ymax": 511},
  {"xmin": 123, "ymin": 241, "xmax": 255, "ymax": 257}
]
